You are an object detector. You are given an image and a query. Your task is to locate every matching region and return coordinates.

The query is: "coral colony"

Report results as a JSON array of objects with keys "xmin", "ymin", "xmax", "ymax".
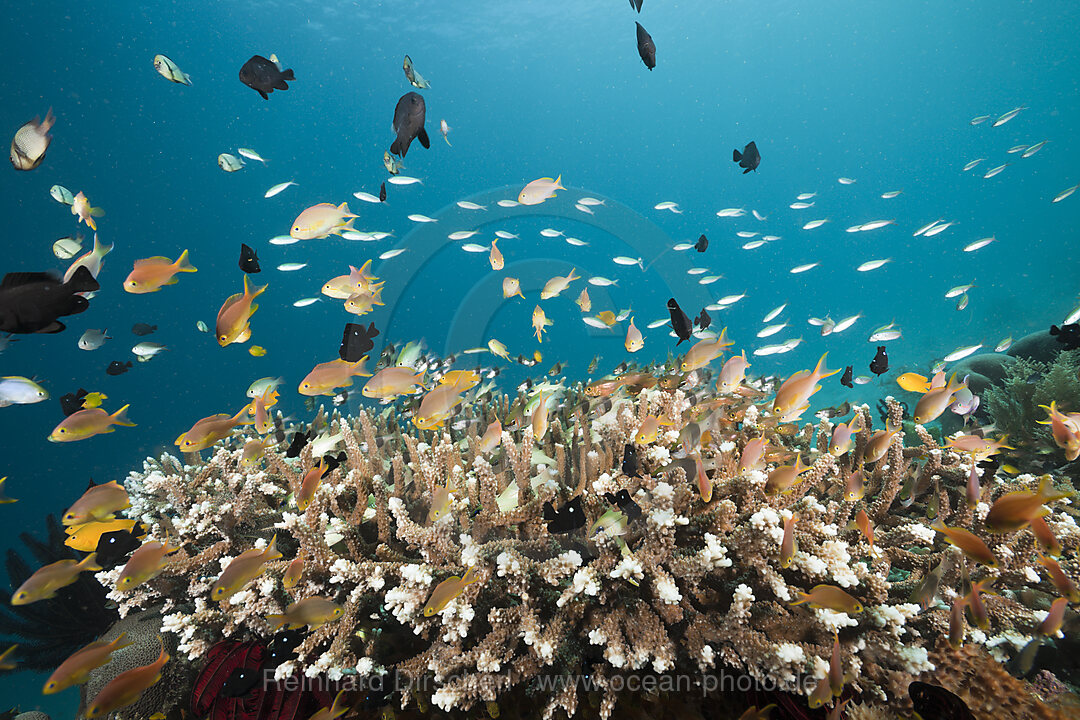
[{"xmin": 45, "ymin": 348, "xmax": 1078, "ymax": 719}]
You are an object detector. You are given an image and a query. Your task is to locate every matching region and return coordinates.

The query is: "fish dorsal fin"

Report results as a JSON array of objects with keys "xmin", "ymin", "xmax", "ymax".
[
  {"xmin": 0, "ymin": 271, "xmax": 59, "ymax": 289},
  {"xmin": 134, "ymin": 256, "xmax": 172, "ymax": 267}
]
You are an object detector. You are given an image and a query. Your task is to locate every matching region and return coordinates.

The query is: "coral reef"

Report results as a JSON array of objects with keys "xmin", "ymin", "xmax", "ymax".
[{"xmin": 75, "ymin": 366, "xmax": 1080, "ymax": 719}]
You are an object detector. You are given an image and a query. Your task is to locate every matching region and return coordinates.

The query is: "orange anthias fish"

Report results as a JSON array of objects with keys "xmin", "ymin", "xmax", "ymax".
[
  {"xmin": 489, "ymin": 239, "xmax": 504, "ymax": 270},
  {"xmin": 984, "ymin": 475, "xmax": 1069, "ymax": 533},
  {"xmin": 12, "ymin": 553, "xmax": 102, "ymax": 605},
  {"xmin": 1036, "ymin": 554, "xmax": 1080, "ymax": 602},
  {"xmin": 863, "ymin": 425, "xmax": 901, "ymax": 464},
  {"xmin": 634, "ymin": 414, "xmax": 675, "ymax": 444},
  {"xmin": 479, "ymin": 419, "xmax": 502, "ymax": 454},
  {"xmin": 693, "ymin": 453, "xmax": 712, "ymax": 503},
  {"xmin": 716, "ymin": 350, "xmax": 750, "ymax": 393},
  {"xmin": 438, "ymin": 370, "xmax": 481, "ymax": 392},
  {"xmin": 790, "ymin": 584, "xmax": 864, "ymax": 614},
  {"xmin": 283, "ymin": 557, "xmax": 304, "ymax": 589},
  {"xmin": 738, "ymin": 437, "xmax": 768, "ymax": 473},
  {"xmin": 211, "ymin": 535, "xmax": 283, "ymax": 601},
  {"xmin": 680, "ymin": 329, "xmax": 733, "ymax": 373},
  {"xmin": 413, "ymin": 384, "xmax": 465, "ymax": 430},
  {"xmin": 116, "ymin": 539, "xmax": 182, "ymax": 591},
  {"xmin": 247, "ymin": 387, "xmax": 279, "ymax": 435},
  {"xmin": 290, "ymin": 202, "xmax": 358, "ymax": 240},
  {"xmin": 44, "ymin": 633, "xmax": 133, "ymax": 694},
  {"xmin": 175, "ymin": 408, "xmax": 249, "ymax": 452},
  {"xmin": 362, "ymin": 366, "xmax": 426, "ymax": 399},
  {"xmin": 517, "ymin": 175, "xmax": 564, "ymax": 205},
  {"xmin": 49, "ymin": 405, "xmax": 135, "ymax": 442},
  {"xmin": 123, "ymin": 249, "xmax": 197, "ymax": 293},
  {"xmin": 931, "ymin": 520, "xmax": 998, "ymax": 567},
  {"xmin": 624, "ymin": 317, "xmax": 644, "ymax": 352},
  {"xmin": 84, "ymin": 638, "xmax": 169, "ymax": 717},
  {"xmin": 299, "ymin": 357, "xmax": 373, "ymax": 396},
  {"xmin": 296, "ymin": 459, "xmax": 328, "ymax": 512},
  {"xmin": 1037, "ymin": 401, "xmax": 1080, "ymax": 460},
  {"xmin": 63, "ymin": 480, "xmax": 130, "ymax": 525},
  {"xmin": 344, "ymin": 286, "xmax": 385, "ymax": 316},
  {"xmin": 423, "ymin": 565, "xmax": 481, "ymax": 616},
  {"xmin": 764, "ymin": 456, "xmax": 809, "ymax": 495},
  {"xmin": 216, "ymin": 275, "xmax": 267, "ymax": 346},
  {"xmin": 779, "ymin": 512, "xmax": 799, "ymax": 568},
  {"xmin": 64, "ymin": 518, "xmax": 138, "ymax": 552},
  {"xmin": 322, "ymin": 261, "xmax": 381, "ymax": 299},
  {"xmin": 267, "ymin": 596, "xmax": 343, "ymax": 630},
  {"xmin": 912, "ymin": 374, "xmax": 967, "ymax": 425},
  {"xmin": 944, "ymin": 433, "xmax": 1014, "ymax": 461},
  {"xmin": 772, "ymin": 353, "xmax": 840, "ymax": 423}
]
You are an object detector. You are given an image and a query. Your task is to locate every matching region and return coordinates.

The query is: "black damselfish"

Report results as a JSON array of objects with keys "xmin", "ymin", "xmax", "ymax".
[
  {"xmin": 59, "ymin": 388, "xmax": 88, "ymax": 416},
  {"xmin": 667, "ymin": 298, "xmax": 693, "ymax": 345},
  {"xmin": 239, "ymin": 55, "xmax": 295, "ymax": 100},
  {"xmin": 106, "ymin": 360, "xmax": 133, "ymax": 376},
  {"xmin": 870, "ymin": 346, "xmax": 889, "ymax": 376},
  {"xmin": 0, "ymin": 266, "xmax": 99, "ymax": 334},
  {"xmin": 621, "ymin": 444, "xmax": 640, "ymax": 477},
  {"xmin": 390, "ymin": 92, "xmax": 430, "ymax": 158},
  {"xmin": 238, "ymin": 243, "xmax": 261, "ymax": 274},
  {"xmin": 695, "ymin": 308, "xmax": 711, "ymax": 331},
  {"xmin": 635, "ymin": 22, "xmax": 656, "ymax": 70},
  {"xmin": 340, "ymin": 322, "xmax": 380, "ymax": 362},
  {"xmin": 695, "ymin": 234, "xmax": 708, "ymax": 252},
  {"xmin": 604, "ymin": 489, "xmax": 642, "ymax": 522},
  {"xmin": 543, "ymin": 496, "xmax": 585, "ymax": 534},
  {"xmin": 1050, "ymin": 323, "xmax": 1080, "ymax": 350},
  {"xmin": 840, "ymin": 365, "xmax": 854, "ymax": 388},
  {"xmin": 733, "ymin": 141, "xmax": 761, "ymax": 173}
]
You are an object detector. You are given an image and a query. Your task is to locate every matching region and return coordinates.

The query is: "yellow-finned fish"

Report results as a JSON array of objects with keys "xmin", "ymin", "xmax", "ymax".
[
  {"xmin": 152, "ymin": 54, "xmax": 191, "ymax": 85},
  {"xmin": 44, "ymin": 633, "xmax": 133, "ymax": 694},
  {"xmin": 63, "ymin": 481, "xmax": 130, "ymax": 526},
  {"xmin": 216, "ymin": 274, "xmax": 267, "ymax": 347},
  {"xmin": 12, "ymin": 553, "xmax": 102, "ymax": 605},
  {"xmin": 211, "ymin": 535, "xmax": 283, "ymax": 601},
  {"xmin": 84, "ymin": 639, "xmax": 169, "ymax": 717},
  {"xmin": 123, "ymin": 249, "xmax": 197, "ymax": 293},
  {"xmin": 423, "ymin": 565, "xmax": 481, "ymax": 616},
  {"xmin": 116, "ymin": 539, "xmax": 182, "ymax": 591},
  {"xmin": 267, "ymin": 596, "xmax": 344, "ymax": 630},
  {"xmin": 49, "ymin": 405, "xmax": 134, "ymax": 442}
]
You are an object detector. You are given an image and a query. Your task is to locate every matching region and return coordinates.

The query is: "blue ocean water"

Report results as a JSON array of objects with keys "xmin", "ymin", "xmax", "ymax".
[{"xmin": 1, "ymin": 0, "xmax": 1078, "ymax": 715}]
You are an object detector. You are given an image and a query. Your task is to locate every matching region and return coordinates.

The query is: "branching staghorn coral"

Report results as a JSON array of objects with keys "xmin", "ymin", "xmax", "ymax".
[{"xmin": 88, "ymin": 376, "xmax": 1080, "ymax": 719}]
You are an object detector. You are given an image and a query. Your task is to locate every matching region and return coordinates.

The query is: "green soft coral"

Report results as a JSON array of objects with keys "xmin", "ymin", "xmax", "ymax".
[{"xmin": 984, "ymin": 349, "xmax": 1080, "ymax": 457}]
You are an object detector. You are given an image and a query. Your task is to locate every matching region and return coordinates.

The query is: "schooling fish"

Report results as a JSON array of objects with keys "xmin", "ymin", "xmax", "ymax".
[
  {"xmin": 239, "ymin": 54, "xmax": 295, "ymax": 99},
  {"xmin": 840, "ymin": 365, "xmax": 853, "ymax": 388},
  {"xmin": 869, "ymin": 346, "xmax": 889, "ymax": 375},
  {"xmin": 49, "ymin": 405, "xmax": 134, "ymax": 442},
  {"xmin": 635, "ymin": 22, "xmax": 656, "ymax": 70},
  {"xmin": 83, "ymin": 639, "xmax": 169, "ymax": 717},
  {"xmin": 423, "ymin": 565, "xmax": 481, "ymax": 616},
  {"xmin": 390, "ymin": 91, "xmax": 430, "ymax": 158},
  {"xmin": 667, "ymin": 298, "xmax": 693, "ymax": 345},
  {"xmin": 238, "ymin": 243, "xmax": 261, "ymax": 273},
  {"xmin": 0, "ymin": 266, "xmax": 99, "ymax": 334},
  {"xmin": 124, "ymin": 250, "xmax": 196, "ymax": 293},
  {"xmin": 733, "ymin": 141, "xmax": 761, "ymax": 173}
]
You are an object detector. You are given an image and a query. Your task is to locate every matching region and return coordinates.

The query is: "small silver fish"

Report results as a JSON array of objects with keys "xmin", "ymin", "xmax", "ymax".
[{"xmin": 78, "ymin": 329, "xmax": 110, "ymax": 351}]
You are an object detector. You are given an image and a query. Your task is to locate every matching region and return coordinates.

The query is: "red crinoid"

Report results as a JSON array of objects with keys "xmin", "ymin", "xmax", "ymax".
[{"xmin": 191, "ymin": 639, "xmax": 332, "ymax": 720}]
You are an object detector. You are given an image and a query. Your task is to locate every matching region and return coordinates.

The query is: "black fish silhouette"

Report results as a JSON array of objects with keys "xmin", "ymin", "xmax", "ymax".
[
  {"xmin": 286, "ymin": 428, "xmax": 313, "ymax": 458},
  {"xmin": 59, "ymin": 388, "xmax": 89, "ymax": 416},
  {"xmin": 239, "ymin": 55, "xmax": 295, "ymax": 100},
  {"xmin": 667, "ymin": 298, "xmax": 693, "ymax": 345},
  {"xmin": 379, "ymin": 182, "xmax": 387, "ymax": 202},
  {"xmin": 629, "ymin": 0, "xmax": 643, "ymax": 12},
  {"xmin": 1050, "ymin": 323, "xmax": 1080, "ymax": 350},
  {"xmin": 95, "ymin": 522, "xmax": 145, "ymax": 568},
  {"xmin": 635, "ymin": 22, "xmax": 656, "ymax": 70},
  {"xmin": 543, "ymin": 496, "xmax": 585, "ymax": 534},
  {"xmin": 870, "ymin": 346, "xmax": 889, "ymax": 376},
  {"xmin": 733, "ymin": 141, "xmax": 761, "ymax": 173},
  {"xmin": 695, "ymin": 234, "xmax": 708, "ymax": 252},
  {"xmin": 604, "ymin": 489, "xmax": 642, "ymax": 522},
  {"xmin": 238, "ymin": 243, "xmax": 261, "ymax": 274},
  {"xmin": 264, "ymin": 629, "xmax": 305, "ymax": 670},
  {"xmin": 220, "ymin": 666, "xmax": 261, "ymax": 699},
  {"xmin": 340, "ymin": 322, "xmax": 380, "ymax": 362},
  {"xmin": 0, "ymin": 266, "xmax": 99, "ymax": 334},
  {"xmin": 908, "ymin": 682, "xmax": 975, "ymax": 720},
  {"xmin": 695, "ymin": 308, "xmax": 711, "ymax": 331},
  {"xmin": 106, "ymin": 360, "xmax": 133, "ymax": 376},
  {"xmin": 320, "ymin": 451, "xmax": 347, "ymax": 474},
  {"xmin": 840, "ymin": 365, "xmax": 854, "ymax": 388},
  {"xmin": 621, "ymin": 444, "xmax": 640, "ymax": 477},
  {"xmin": 390, "ymin": 91, "xmax": 430, "ymax": 158},
  {"xmin": 131, "ymin": 323, "xmax": 157, "ymax": 336}
]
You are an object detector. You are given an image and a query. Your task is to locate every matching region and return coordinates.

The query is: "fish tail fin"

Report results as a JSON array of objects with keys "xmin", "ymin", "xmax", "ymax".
[
  {"xmin": 567, "ymin": 268, "xmax": 580, "ymax": 282},
  {"xmin": 281, "ymin": 68, "xmax": 295, "ymax": 81},
  {"xmin": 110, "ymin": 631, "xmax": 134, "ymax": 652},
  {"xmin": 65, "ymin": 265, "xmax": 100, "ymax": 294},
  {"xmin": 1037, "ymin": 475, "xmax": 1070, "ymax": 504},
  {"xmin": 390, "ymin": 138, "xmax": 403, "ymax": 157},
  {"xmin": 554, "ymin": 174, "xmax": 564, "ymax": 190},
  {"xmin": 813, "ymin": 352, "xmax": 840, "ymax": 380},
  {"xmin": 443, "ymin": 135, "xmax": 452, "ymax": 147},
  {"xmin": 789, "ymin": 591, "xmax": 809, "ymax": 607},
  {"xmin": 418, "ymin": 128, "xmax": 430, "ymax": 149},
  {"xmin": 90, "ymin": 206, "xmax": 105, "ymax": 218},
  {"xmin": 42, "ymin": 107, "xmax": 56, "ymax": 131},
  {"xmin": 266, "ymin": 614, "xmax": 288, "ymax": 630},
  {"xmin": 264, "ymin": 533, "xmax": 283, "ymax": 561},
  {"xmin": 110, "ymin": 404, "xmax": 136, "ymax": 427},
  {"xmin": 175, "ymin": 249, "xmax": 197, "ymax": 273},
  {"xmin": 78, "ymin": 552, "xmax": 103, "ymax": 573},
  {"xmin": 733, "ymin": 148, "xmax": 742, "ymax": 162}
]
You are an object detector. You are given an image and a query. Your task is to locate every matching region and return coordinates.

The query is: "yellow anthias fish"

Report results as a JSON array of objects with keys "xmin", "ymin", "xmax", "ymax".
[
  {"xmin": 246, "ymin": 387, "xmax": 279, "ymax": 434},
  {"xmin": 49, "ymin": 405, "xmax": 135, "ymax": 442},
  {"xmin": 439, "ymin": 370, "xmax": 480, "ymax": 392},
  {"xmin": 44, "ymin": 633, "xmax": 133, "ymax": 694},
  {"xmin": 764, "ymin": 456, "xmax": 810, "ymax": 495},
  {"xmin": 267, "ymin": 596, "xmax": 344, "ymax": 630},
  {"xmin": 64, "ymin": 518, "xmax": 137, "ymax": 552},
  {"xmin": 575, "ymin": 287, "xmax": 591, "ymax": 312},
  {"xmin": 1037, "ymin": 401, "xmax": 1080, "ymax": 461},
  {"xmin": 428, "ymin": 482, "xmax": 454, "ymax": 522},
  {"xmin": 517, "ymin": 175, "xmax": 564, "ymax": 205},
  {"xmin": 322, "ymin": 261, "xmax": 381, "ymax": 299},
  {"xmin": 241, "ymin": 438, "xmax": 267, "ymax": 465},
  {"xmin": 539, "ymin": 268, "xmax": 580, "ymax": 299},
  {"xmin": 531, "ymin": 392, "xmax": 549, "ymax": 441},
  {"xmin": 680, "ymin": 329, "xmax": 733, "ymax": 373},
  {"xmin": 282, "ymin": 557, "xmax": 304, "ymax": 589},
  {"xmin": 71, "ymin": 191, "xmax": 105, "ymax": 231},
  {"xmin": 413, "ymin": 384, "xmax": 465, "ymax": 430},
  {"xmin": 175, "ymin": 408, "xmax": 249, "ymax": 452},
  {"xmin": 985, "ymin": 475, "xmax": 1070, "ymax": 534},
  {"xmin": 299, "ymin": 357, "xmax": 373, "ymax": 396},
  {"xmin": 216, "ymin": 275, "xmax": 267, "ymax": 347},
  {"xmin": 211, "ymin": 535, "xmax": 283, "ymax": 601},
  {"xmin": 84, "ymin": 639, "xmax": 169, "ymax": 717},
  {"xmin": 489, "ymin": 239, "xmax": 504, "ymax": 270},
  {"xmin": 363, "ymin": 366, "xmax": 426, "ymax": 399},
  {"xmin": 296, "ymin": 459, "xmax": 328, "ymax": 511},
  {"xmin": 116, "ymin": 539, "xmax": 181, "ymax": 591},
  {"xmin": 63, "ymin": 481, "xmax": 130, "ymax": 525},
  {"xmin": 423, "ymin": 565, "xmax": 481, "ymax": 616},
  {"xmin": 772, "ymin": 353, "xmax": 840, "ymax": 423},
  {"xmin": 502, "ymin": 277, "xmax": 525, "ymax": 299},
  {"xmin": 123, "ymin": 249, "xmax": 197, "ymax": 293},
  {"xmin": 344, "ymin": 286, "xmax": 385, "ymax": 316},
  {"xmin": 912, "ymin": 374, "xmax": 967, "ymax": 425},
  {"xmin": 290, "ymin": 202, "xmax": 358, "ymax": 240},
  {"xmin": 12, "ymin": 553, "xmax": 102, "ymax": 605},
  {"xmin": 532, "ymin": 305, "xmax": 552, "ymax": 342},
  {"xmin": 635, "ymin": 414, "xmax": 675, "ymax": 444},
  {"xmin": 930, "ymin": 520, "xmax": 998, "ymax": 567},
  {"xmin": 487, "ymin": 338, "xmax": 510, "ymax": 360},
  {"xmin": 479, "ymin": 419, "xmax": 502, "ymax": 453},
  {"xmin": 624, "ymin": 317, "xmax": 643, "ymax": 352}
]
